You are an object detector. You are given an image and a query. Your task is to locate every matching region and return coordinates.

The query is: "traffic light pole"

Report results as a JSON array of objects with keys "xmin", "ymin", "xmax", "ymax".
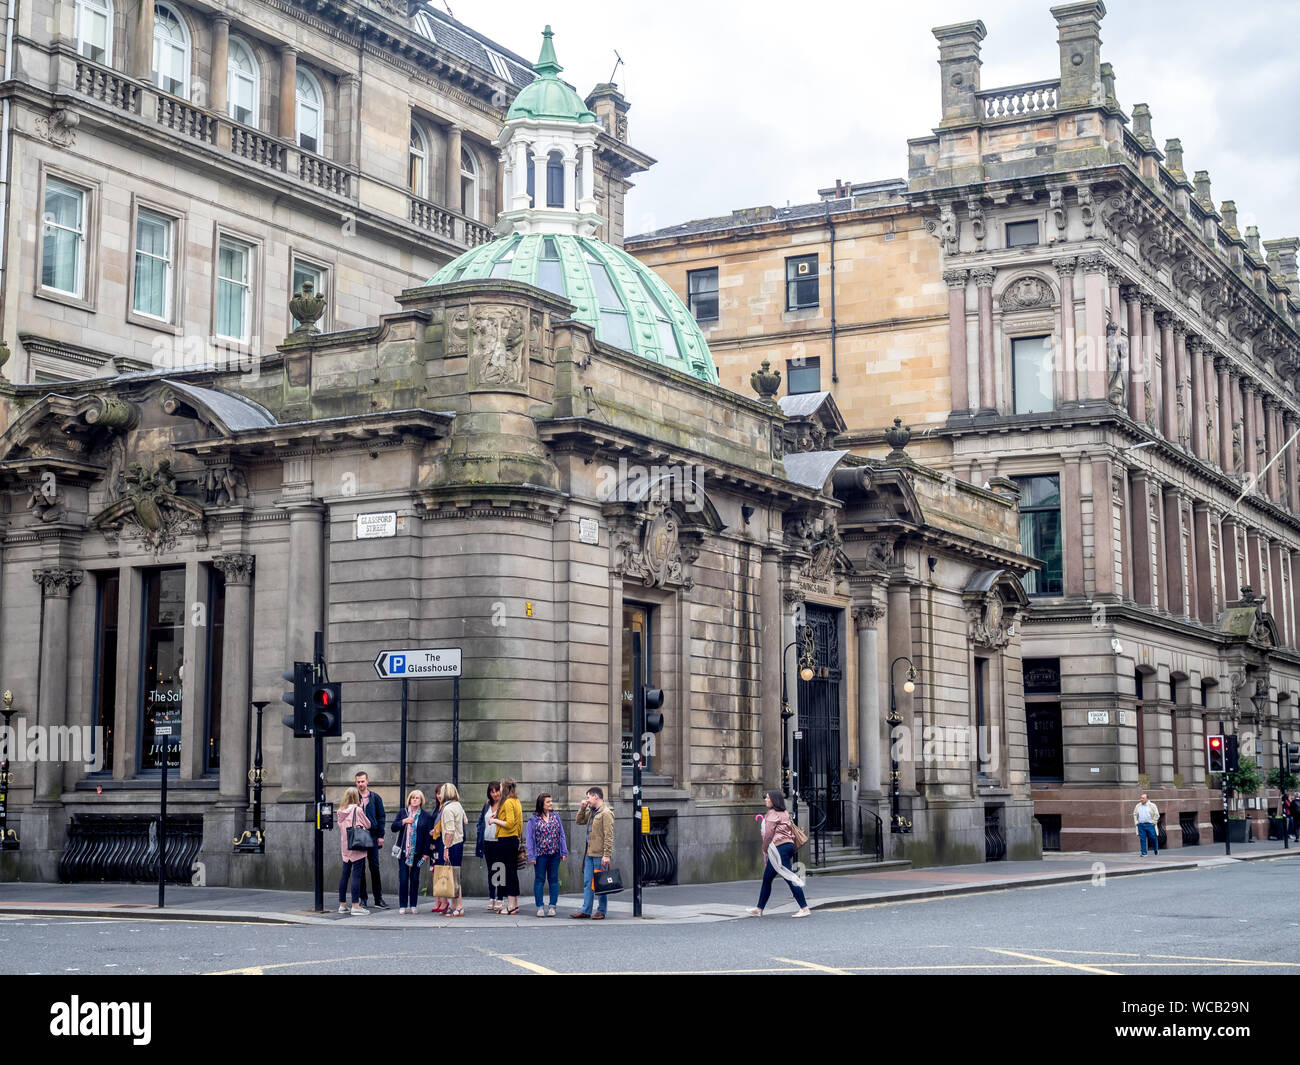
[
  {"xmin": 632, "ymin": 631, "xmax": 644, "ymax": 919},
  {"xmin": 313, "ymin": 630, "xmax": 325, "ymax": 914},
  {"xmin": 1279, "ymin": 731, "xmax": 1290, "ymax": 851}
]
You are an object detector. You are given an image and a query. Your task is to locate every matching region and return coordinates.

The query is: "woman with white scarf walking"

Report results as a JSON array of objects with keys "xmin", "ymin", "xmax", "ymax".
[{"xmin": 747, "ymin": 790, "xmax": 811, "ymax": 918}]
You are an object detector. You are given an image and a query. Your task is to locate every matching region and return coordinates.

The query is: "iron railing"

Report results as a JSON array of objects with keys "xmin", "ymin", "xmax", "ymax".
[
  {"xmin": 58, "ymin": 814, "xmax": 202, "ymax": 884},
  {"xmin": 1156, "ymin": 812, "xmax": 1169, "ymax": 850},
  {"xmin": 1179, "ymin": 810, "xmax": 1200, "ymax": 846},
  {"xmin": 1035, "ymin": 813, "xmax": 1062, "ymax": 851},
  {"xmin": 641, "ymin": 818, "xmax": 677, "ymax": 885},
  {"xmin": 859, "ymin": 807, "xmax": 884, "ymax": 863},
  {"xmin": 984, "ymin": 807, "xmax": 1006, "ymax": 861},
  {"xmin": 800, "ymin": 797, "xmax": 831, "ymax": 868}
]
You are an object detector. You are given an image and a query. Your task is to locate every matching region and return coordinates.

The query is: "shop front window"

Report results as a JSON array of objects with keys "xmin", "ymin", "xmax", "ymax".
[
  {"xmin": 139, "ymin": 567, "xmax": 185, "ymax": 771},
  {"xmin": 621, "ymin": 603, "xmax": 653, "ymax": 772}
]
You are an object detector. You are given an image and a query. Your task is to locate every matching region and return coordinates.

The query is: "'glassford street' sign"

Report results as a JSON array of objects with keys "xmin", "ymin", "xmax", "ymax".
[{"xmin": 356, "ymin": 512, "xmax": 398, "ymax": 539}]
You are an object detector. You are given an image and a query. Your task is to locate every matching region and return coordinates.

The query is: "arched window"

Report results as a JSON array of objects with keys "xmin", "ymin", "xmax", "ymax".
[
  {"xmin": 152, "ymin": 3, "xmax": 191, "ymax": 99},
  {"xmin": 227, "ymin": 37, "xmax": 259, "ymax": 127},
  {"xmin": 75, "ymin": 0, "xmax": 112, "ymax": 65},
  {"xmin": 295, "ymin": 68, "xmax": 322, "ymax": 154},
  {"xmin": 525, "ymin": 150, "xmax": 535, "ymax": 208},
  {"xmin": 409, "ymin": 122, "xmax": 427, "ymax": 198},
  {"xmin": 460, "ymin": 146, "xmax": 478, "ymax": 219},
  {"xmin": 545, "ymin": 150, "xmax": 564, "ymax": 208}
]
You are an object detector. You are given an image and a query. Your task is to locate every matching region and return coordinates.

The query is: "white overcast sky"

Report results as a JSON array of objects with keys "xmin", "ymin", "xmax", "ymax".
[{"xmin": 455, "ymin": 0, "xmax": 1300, "ymax": 245}]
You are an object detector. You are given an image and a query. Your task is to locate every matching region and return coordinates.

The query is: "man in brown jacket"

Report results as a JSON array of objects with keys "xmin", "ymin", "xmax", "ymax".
[{"xmin": 572, "ymin": 786, "xmax": 614, "ymax": 919}]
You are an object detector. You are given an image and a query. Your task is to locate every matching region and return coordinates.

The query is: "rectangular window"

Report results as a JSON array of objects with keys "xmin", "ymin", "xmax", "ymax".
[
  {"xmin": 1014, "ymin": 474, "xmax": 1063, "ymax": 596},
  {"xmin": 787, "ymin": 355, "xmax": 821, "ymax": 395},
  {"xmin": 1012, "ymin": 335, "xmax": 1054, "ymax": 414},
  {"xmin": 1006, "ymin": 220, "xmax": 1039, "ymax": 248},
  {"xmin": 42, "ymin": 178, "xmax": 86, "ymax": 296},
  {"xmin": 139, "ymin": 567, "xmax": 186, "ymax": 772},
  {"xmin": 786, "ymin": 254, "xmax": 819, "ymax": 310},
  {"xmin": 76, "ymin": 1, "xmax": 111, "ymax": 64},
  {"xmin": 133, "ymin": 208, "xmax": 174, "ymax": 320},
  {"xmin": 205, "ymin": 568, "xmax": 225, "ymax": 773},
  {"xmin": 216, "ymin": 236, "xmax": 252, "ymax": 341},
  {"xmin": 687, "ymin": 268, "xmax": 718, "ymax": 322},
  {"xmin": 1023, "ymin": 657, "xmax": 1063, "ymax": 782},
  {"xmin": 290, "ymin": 259, "xmax": 325, "ymax": 331},
  {"xmin": 621, "ymin": 603, "xmax": 654, "ymax": 772},
  {"xmin": 91, "ymin": 573, "xmax": 119, "ymax": 774},
  {"xmin": 545, "ymin": 156, "xmax": 564, "ymax": 208},
  {"xmin": 1134, "ymin": 671, "xmax": 1146, "ymax": 775}
]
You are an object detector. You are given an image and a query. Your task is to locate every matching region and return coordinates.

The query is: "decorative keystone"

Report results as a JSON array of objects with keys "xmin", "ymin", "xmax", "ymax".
[
  {"xmin": 289, "ymin": 280, "xmax": 326, "ymax": 335},
  {"xmin": 750, "ymin": 359, "xmax": 781, "ymax": 405}
]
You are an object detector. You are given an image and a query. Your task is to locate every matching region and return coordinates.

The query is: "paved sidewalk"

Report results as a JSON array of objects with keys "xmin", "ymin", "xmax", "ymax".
[{"xmin": 0, "ymin": 839, "xmax": 1293, "ymax": 928}]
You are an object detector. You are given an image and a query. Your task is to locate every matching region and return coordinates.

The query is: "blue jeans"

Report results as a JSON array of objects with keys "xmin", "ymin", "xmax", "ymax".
[
  {"xmin": 398, "ymin": 858, "xmax": 424, "ymax": 909},
  {"xmin": 757, "ymin": 842, "xmax": 808, "ymax": 910},
  {"xmin": 533, "ymin": 852, "xmax": 562, "ymax": 907},
  {"xmin": 581, "ymin": 855, "xmax": 608, "ymax": 916},
  {"xmin": 1138, "ymin": 822, "xmax": 1158, "ymax": 855},
  {"xmin": 339, "ymin": 858, "xmax": 364, "ymax": 903}
]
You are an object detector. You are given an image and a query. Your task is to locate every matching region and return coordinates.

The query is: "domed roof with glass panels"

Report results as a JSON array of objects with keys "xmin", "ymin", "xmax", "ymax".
[{"xmin": 428, "ymin": 233, "xmax": 718, "ymax": 383}]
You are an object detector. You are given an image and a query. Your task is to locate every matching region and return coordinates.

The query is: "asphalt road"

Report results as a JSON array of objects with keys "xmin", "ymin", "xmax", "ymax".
[{"xmin": 5, "ymin": 857, "xmax": 1297, "ymax": 976}]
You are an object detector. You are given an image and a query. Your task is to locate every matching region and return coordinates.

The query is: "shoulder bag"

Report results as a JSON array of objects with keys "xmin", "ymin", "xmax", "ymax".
[
  {"xmin": 789, "ymin": 815, "xmax": 808, "ymax": 852},
  {"xmin": 590, "ymin": 867, "xmax": 623, "ymax": 894},
  {"xmin": 346, "ymin": 809, "xmax": 375, "ymax": 852}
]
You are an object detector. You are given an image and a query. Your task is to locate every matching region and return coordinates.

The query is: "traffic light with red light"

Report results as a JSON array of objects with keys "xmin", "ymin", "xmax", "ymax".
[
  {"xmin": 311, "ymin": 682, "xmax": 342, "ymax": 737},
  {"xmin": 1207, "ymin": 734, "xmax": 1224, "ymax": 774}
]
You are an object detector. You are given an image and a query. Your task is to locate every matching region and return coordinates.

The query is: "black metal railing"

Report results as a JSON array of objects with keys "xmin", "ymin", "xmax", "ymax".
[
  {"xmin": 859, "ymin": 807, "xmax": 884, "ymax": 862},
  {"xmin": 58, "ymin": 814, "xmax": 202, "ymax": 884},
  {"xmin": 1156, "ymin": 812, "xmax": 1169, "ymax": 850},
  {"xmin": 641, "ymin": 818, "xmax": 677, "ymax": 885},
  {"xmin": 1179, "ymin": 811, "xmax": 1200, "ymax": 846},
  {"xmin": 984, "ymin": 807, "xmax": 1006, "ymax": 861},
  {"xmin": 800, "ymin": 798, "xmax": 830, "ymax": 867},
  {"xmin": 1035, "ymin": 813, "xmax": 1062, "ymax": 851}
]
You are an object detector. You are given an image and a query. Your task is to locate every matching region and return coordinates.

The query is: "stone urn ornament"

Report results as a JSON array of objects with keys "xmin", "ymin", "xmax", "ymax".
[
  {"xmin": 289, "ymin": 280, "xmax": 327, "ymax": 335},
  {"xmin": 750, "ymin": 359, "xmax": 781, "ymax": 405},
  {"xmin": 884, "ymin": 416, "xmax": 912, "ymax": 461}
]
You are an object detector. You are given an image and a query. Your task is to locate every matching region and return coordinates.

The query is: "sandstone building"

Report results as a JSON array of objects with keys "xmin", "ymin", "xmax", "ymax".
[
  {"xmin": 0, "ymin": 28, "xmax": 1037, "ymax": 889},
  {"xmin": 629, "ymin": 2, "xmax": 1300, "ymax": 850}
]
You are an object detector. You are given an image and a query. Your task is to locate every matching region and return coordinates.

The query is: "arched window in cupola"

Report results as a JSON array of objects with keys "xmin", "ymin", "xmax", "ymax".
[{"xmin": 546, "ymin": 151, "xmax": 565, "ymax": 208}]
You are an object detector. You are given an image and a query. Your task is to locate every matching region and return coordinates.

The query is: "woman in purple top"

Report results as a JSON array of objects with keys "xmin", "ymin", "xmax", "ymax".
[{"xmin": 525, "ymin": 793, "xmax": 568, "ymax": 917}]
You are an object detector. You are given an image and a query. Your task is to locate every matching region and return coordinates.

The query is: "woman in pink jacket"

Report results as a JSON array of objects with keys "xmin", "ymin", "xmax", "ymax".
[{"xmin": 337, "ymin": 786, "xmax": 373, "ymax": 915}]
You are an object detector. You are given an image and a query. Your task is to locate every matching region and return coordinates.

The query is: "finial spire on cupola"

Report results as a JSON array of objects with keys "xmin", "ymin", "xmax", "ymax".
[{"xmin": 534, "ymin": 25, "xmax": 562, "ymax": 75}]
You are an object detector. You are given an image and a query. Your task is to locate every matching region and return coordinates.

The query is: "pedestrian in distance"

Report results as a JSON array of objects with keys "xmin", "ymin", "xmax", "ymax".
[
  {"xmin": 391, "ymin": 788, "xmax": 436, "ymax": 915},
  {"xmin": 1133, "ymin": 792, "xmax": 1160, "ymax": 856},
  {"xmin": 337, "ymin": 786, "xmax": 373, "ymax": 916},
  {"xmin": 526, "ymin": 792, "xmax": 568, "ymax": 917},
  {"xmin": 1281, "ymin": 790, "xmax": 1297, "ymax": 843},
  {"xmin": 572, "ymin": 786, "xmax": 614, "ymax": 920},
  {"xmin": 490, "ymin": 777, "xmax": 524, "ymax": 915},
  {"xmin": 436, "ymin": 783, "xmax": 467, "ymax": 917},
  {"xmin": 747, "ymin": 790, "xmax": 811, "ymax": 918},
  {"xmin": 476, "ymin": 781, "xmax": 502, "ymax": 911},
  {"xmin": 428, "ymin": 783, "xmax": 449, "ymax": 914},
  {"xmin": 354, "ymin": 770, "xmax": 388, "ymax": 909}
]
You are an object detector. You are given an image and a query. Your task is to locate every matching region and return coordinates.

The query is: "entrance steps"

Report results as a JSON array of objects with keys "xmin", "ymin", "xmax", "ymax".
[{"xmin": 806, "ymin": 843, "xmax": 911, "ymax": 877}]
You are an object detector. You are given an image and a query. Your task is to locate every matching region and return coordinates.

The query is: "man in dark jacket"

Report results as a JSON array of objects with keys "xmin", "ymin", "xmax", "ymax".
[{"xmin": 355, "ymin": 770, "xmax": 388, "ymax": 909}]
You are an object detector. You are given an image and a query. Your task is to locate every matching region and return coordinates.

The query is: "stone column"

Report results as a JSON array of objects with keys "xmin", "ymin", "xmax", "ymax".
[
  {"xmin": 1222, "ymin": 517, "xmax": 1242, "ymax": 602},
  {"xmin": 1142, "ymin": 297, "xmax": 1158, "ymax": 431},
  {"xmin": 213, "ymin": 554, "xmax": 254, "ymax": 804},
  {"xmin": 562, "ymin": 153, "xmax": 577, "ymax": 212},
  {"xmin": 211, "ymin": 15, "xmax": 230, "ymax": 115},
  {"xmin": 1216, "ymin": 359, "xmax": 1233, "ymax": 474},
  {"xmin": 1163, "ymin": 488, "xmax": 1186, "ymax": 617},
  {"xmin": 445, "ymin": 125, "xmax": 463, "ymax": 209},
  {"xmin": 1063, "ymin": 456, "xmax": 1084, "ymax": 595},
  {"xmin": 854, "ymin": 601, "xmax": 885, "ymax": 795},
  {"xmin": 337, "ymin": 74, "xmax": 359, "ymax": 167},
  {"xmin": 512, "ymin": 138, "xmax": 530, "ymax": 210},
  {"xmin": 760, "ymin": 549, "xmax": 782, "ymax": 789},
  {"xmin": 1081, "ymin": 255, "xmax": 1108, "ymax": 401},
  {"xmin": 1120, "ymin": 467, "xmax": 1134, "ymax": 600},
  {"xmin": 579, "ymin": 144, "xmax": 595, "ymax": 209},
  {"xmin": 945, "ymin": 269, "xmax": 970, "ymax": 414},
  {"xmin": 1130, "ymin": 471, "xmax": 1154, "ymax": 606},
  {"xmin": 33, "ymin": 568, "xmax": 83, "ymax": 801},
  {"xmin": 1158, "ymin": 312, "xmax": 1177, "ymax": 441},
  {"xmin": 494, "ymin": 160, "xmax": 504, "ymax": 218},
  {"xmin": 1055, "ymin": 257, "xmax": 1078, "ymax": 404},
  {"xmin": 974, "ymin": 268, "xmax": 996, "ymax": 413},
  {"xmin": 1193, "ymin": 503, "xmax": 1213, "ymax": 623},
  {"xmin": 1174, "ymin": 327, "xmax": 1192, "ymax": 454},
  {"xmin": 1291, "ymin": 549, "xmax": 1300, "ymax": 648},
  {"xmin": 1092, "ymin": 455, "xmax": 1115, "ymax": 596},
  {"xmin": 1247, "ymin": 530, "xmax": 1265, "ymax": 596},
  {"xmin": 1253, "ymin": 388, "xmax": 1267, "ymax": 493},
  {"xmin": 1264, "ymin": 397, "xmax": 1280, "ymax": 500},
  {"xmin": 1124, "ymin": 287, "xmax": 1145, "ymax": 424},
  {"xmin": 133, "ymin": 0, "xmax": 157, "ymax": 80},
  {"xmin": 887, "ymin": 581, "xmax": 915, "ymax": 795},
  {"xmin": 1187, "ymin": 335, "xmax": 1204, "ymax": 458},
  {"xmin": 1286, "ymin": 413, "xmax": 1300, "ymax": 511},
  {"xmin": 1270, "ymin": 542, "xmax": 1287, "ymax": 643},
  {"xmin": 278, "ymin": 46, "xmax": 297, "ymax": 141},
  {"xmin": 280, "ymin": 504, "xmax": 324, "ymax": 801},
  {"xmin": 1237, "ymin": 376, "xmax": 1251, "ymax": 481}
]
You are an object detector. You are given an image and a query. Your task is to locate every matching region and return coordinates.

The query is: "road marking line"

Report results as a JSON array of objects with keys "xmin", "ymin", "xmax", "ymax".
[
  {"xmin": 773, "ymin": 956, "xmax": 849, "ymax": 974},
  {"xmin": 1147, "ymin": 952, "xmax": 1300, "ymax": 966},
  {"xmin": 206, "ymin": 953, "xmax": 409, "ymax": 975},
  {"xmin": 1043, "ymin": 949, "xmax": 1141, "ymax": 958},
  {"xmin": 985, "ymin": 948, "xmax": 1117, "ymax": 975},
  {"xmin": 470, "ymin": 947, "xmax": 558, "ymax": 975}
]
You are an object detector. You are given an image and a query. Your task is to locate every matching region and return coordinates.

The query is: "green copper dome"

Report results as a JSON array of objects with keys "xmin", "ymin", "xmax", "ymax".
[
  {"xmin": 506, "ymin": 26, "xmax": 597, "ymax": 125},
  {"xmin": 428, "ymin": 233, "xmax": 719, "ymax": 384}
]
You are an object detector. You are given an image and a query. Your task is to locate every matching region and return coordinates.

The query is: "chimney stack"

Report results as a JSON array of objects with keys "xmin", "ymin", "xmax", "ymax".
[
  {"xmin": 1051, "ymin": 1, "xmax": 1107, "ymax": 108},
  {"xmin": 933, "ymin": 21, "xmax": 987, "ymax": 125}
]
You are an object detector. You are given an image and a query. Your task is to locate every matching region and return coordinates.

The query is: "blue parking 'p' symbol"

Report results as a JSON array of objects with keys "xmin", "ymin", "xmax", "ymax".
[{"xmin": 390, "ymin": 655, "xmax": 406, "ymax": 675}]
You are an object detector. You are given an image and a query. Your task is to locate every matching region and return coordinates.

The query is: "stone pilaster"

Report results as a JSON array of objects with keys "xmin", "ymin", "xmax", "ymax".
[
  {"xmin": 945, "ymin": 269, "xmax": 970, "ymax": 414},
  {"xmin": 133, "ymin": 0, "xmax": 156, "ymax": 80},
  {"xmin": 210, "ymin": 15, "xmax": 230, "ymax": 115},
  {"xmin": 1123, "ymin": 287, "xmax": 1145, "ymax": 424},
  {"xmin": 1054, "ymin": 257, "xmax": 1078, "ymax": 404},
  {"xmin": 278, "ymin": 47, "xmax": 297, "ymax": 142},
  {"xmin": 854, "ymin": 600, "xmax": 886, "ymax": 795},
  {"xmin": 1157, "ymin": 312, "xmax": 1176, "ymax": 442},
  {"xmin": 212, "ymin": 554, "xmax": 254, "ymax": 805},
  {"xmin": 973, "ymin": 268, "xmax": 996, "ymax": 413},
  {"xmin": 446, "ymin": 125, "xmax": 463, "ymax": 209},
  {"xmin": 33, "ymin": 568, "xmax": 83, "ymax": 802},
  {"xmin": 1130, "ymin": 470, "xmax": 1154, "ymax": 606},
  {"xmin": 280, "ymin": 503, "xmax": 324, "ymax": 802}
]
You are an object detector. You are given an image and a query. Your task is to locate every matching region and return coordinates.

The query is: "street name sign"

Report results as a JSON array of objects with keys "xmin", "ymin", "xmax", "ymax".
[{"xmin": 374, "ymin": 647, "xmax": 462, "ymax": 679}]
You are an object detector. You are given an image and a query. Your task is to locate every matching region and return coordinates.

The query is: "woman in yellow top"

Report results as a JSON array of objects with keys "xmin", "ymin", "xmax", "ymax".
[{"xmin": 489, "ymin": 777, "xmax": 523, "ymax": 915}]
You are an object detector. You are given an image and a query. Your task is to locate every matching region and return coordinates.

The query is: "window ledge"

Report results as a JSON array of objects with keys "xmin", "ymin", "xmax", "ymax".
[
  {"xmin": 35, "ymin": 287, "xmax": 95, "ymax": 314},
  {"xmin": 126, "ymin": 310, "xmax": 182, "ymax": 335}
]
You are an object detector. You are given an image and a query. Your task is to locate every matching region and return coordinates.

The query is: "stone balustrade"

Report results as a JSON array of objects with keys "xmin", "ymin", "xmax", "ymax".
[{"xmin": 977, "ymin": 80, "xmax": 1059, "ymax": 119}]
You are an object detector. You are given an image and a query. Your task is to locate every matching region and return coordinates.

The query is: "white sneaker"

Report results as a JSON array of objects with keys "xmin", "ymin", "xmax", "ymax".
[
  {"xmin": 537, "ymin": 907, "xmax": 546, "ymax": 917},
  {"xmin": 547, "ymin": 907, "xmax": 556, "ymax": 917},
  {"xmin": 792, "ymin": 908, "xmax": 812, "ymax": 918},
  {"xmin": 351, "ymin": 905, "xmax": 370, "ymax": 916},
  {"xmin": 747, "ymin": 907, "xmax": 763, "ymax": 916},
  {"xmin": 338, "ymin": 904, "xmax": 349, "ymax": 914},
  {"xmin": 398, "ymin": 907, "xmax": 407, "ymax": 915}
]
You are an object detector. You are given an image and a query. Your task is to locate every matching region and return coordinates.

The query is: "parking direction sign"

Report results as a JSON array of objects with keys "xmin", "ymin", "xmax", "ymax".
[{"xmin": 374, "ymin": 648, "xmax": 462, "ymax": 679}]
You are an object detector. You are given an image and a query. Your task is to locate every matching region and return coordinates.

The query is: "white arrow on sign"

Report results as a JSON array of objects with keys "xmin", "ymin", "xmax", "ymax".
[{"xmin": 373, "ymin": 648, "xmax": 462, "ymax": 679}]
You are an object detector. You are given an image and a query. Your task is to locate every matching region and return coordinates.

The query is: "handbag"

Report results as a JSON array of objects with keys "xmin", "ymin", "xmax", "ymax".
[
  {"xmin": 433, "ymin": 863, "xmax": 456, "ymax": 899},
  {"xmin": 590, "ymin": 867, "xmax": 623, "ymax": 894},
  {"xmin": 346, "ymin": 811, "xmax": 375, "ymax": 852},
  {"xmin": 789, "ymin": 817, "xmax": 808, "ymax": 851}
]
